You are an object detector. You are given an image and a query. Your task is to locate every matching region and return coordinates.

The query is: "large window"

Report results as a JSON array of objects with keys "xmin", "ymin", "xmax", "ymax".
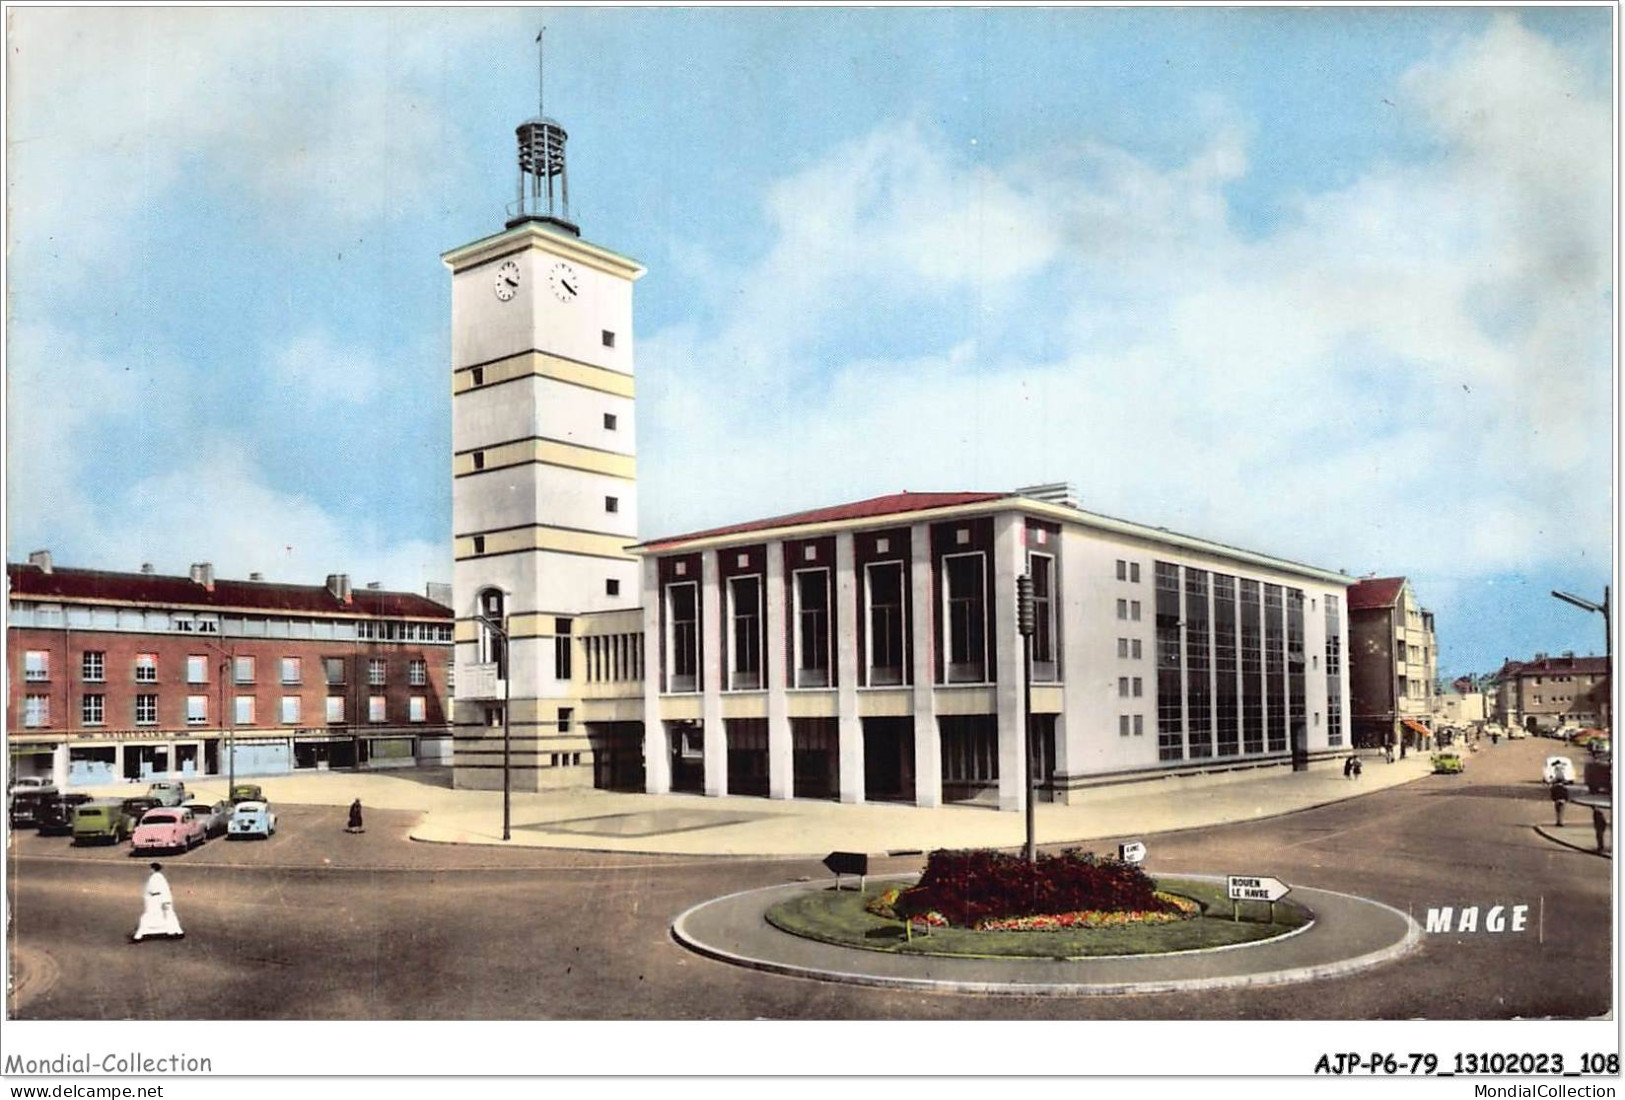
[
  {"xmin": 369, "ymin": 696, "xmax": 386, "ymax": 723},
  {"xmin": 24, "ymin": 651, "xmax": 49, "ymax": 682},
  {"xmin": 281, "ymin": 696, "xmax": 302, "ymax": 725},
  {"xmin": 554, "ymin": 618, "xmax": 573, "ymax": 681},
  {"xmin": 1213, "ymin": 574, "xmax": 1239, "ymax": 756},
  {"xmin": 280, "ymin": 657, "xmax": 302, "ymax": 685},
  {"xmin": 409, "ymin": 696, "xmax": 427, "ymax": 723},
  {"xmin": 866, "ymin": 561, "xmax": 907, "ymax": 686},
  {"xmin": 943, "ymin": 553, "xmax": 988, "ymax": 683},
  {"xmin": 135, "ymin": 654, "xmax": 157, "ymax": 682},
  {"xmin": 81, "ymin": 694, "xmax": 104, "ymax": 726},
  {"xmin": 477, "ymin": 588, "xmax": 507, "ymax": 677},
  {"xmin": 1155, "ymin": 562, "xmax": 1183, "ymax": 761},
  {"xmin": 326, "ymin": 696, "xmax": 345, "ymax": 724},
  {"xmin": 794, "ymin": 569, "xmax": 831, "ymax": 688},
  {"xmin": 409, "ymin": 658, "xmax": 428, "ymax": 687},
  {"xmin": 82, "ymin": 651, "xmax": 105, "ymax": 683},
  {"xmin": 666, "ymin": 582, "xmax": 699, "ymax": 693},
  {"xmin": 1325, "ymin": 594, "xmax": 1343, "ymax": 747},
  {"xmin": 235, "ymin": 696, "xmax": 256, "ymax": 725},
  {"xmin": 188, "ymin": 655, "xmax": 209, "ymax": 684},
  {"xmin": 234, "ymin": 656, "xmax": 255, "ymax": 685},
  {"xmin": 1029, "ymin": 552, "xmax": 1057, "ymax": 682},
  {"xmin": 1184, "ymin": 568, "xmax": 1212, "ymax": 759},
  {"xmin": 23, "ymin": 695, "xmax": 49, "ymax": 727},
  {"xmin": 187, "ymin": 696, "xmax": 208, "ymax": 725},
  {"xmin": 729, "ymin": 575, "xmax": 764, "ymax": 690},
  {"xmin": 1264, "ymin": 584, "xmax": 1286, "ymax": 752},
  {"xmin": 324, "ymin": 657, "xmax": 346, "ymax": 686},
  {"xmin": 1240, "ymin": 579, "xmax": 1263, "ymax": 753},
  {"xmin": 369, "ymin": 658, "xmax": 387, "ymax": 686},
  {"xmin": 135, "ymin": 695, "xmax": 157, "ymax": 725},
  {"xmin": 1287, "ymin": 588, "xmax": 1306, "ymax": 753}
]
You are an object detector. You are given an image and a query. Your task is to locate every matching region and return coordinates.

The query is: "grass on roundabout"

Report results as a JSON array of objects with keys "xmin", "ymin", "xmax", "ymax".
[{"xmin": 765, "ymin": 876, "xmax": 1313, "ymax": 959}]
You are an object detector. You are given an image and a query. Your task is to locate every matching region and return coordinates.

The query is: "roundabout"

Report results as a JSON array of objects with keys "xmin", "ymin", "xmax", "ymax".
[{"xmin": 672, "ymin": 873, "xmax": 1423, "ymax": 996}]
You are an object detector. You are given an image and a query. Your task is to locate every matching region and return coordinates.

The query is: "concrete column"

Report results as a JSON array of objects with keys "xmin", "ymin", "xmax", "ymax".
[
  {"xmin": 765, "ymin": 541, "xmax": 793, "ymax": 799},
  {"xmin": 701, "ymin": 550, "xmax": 727, "ymax": 797},
  {"xmin": 1055, "ymin": 529, "xmax": 1090, "ymax": 795},
  {"xmin": 51, "ymin": 742, "xmax": 70, "ymax": 789},
  {"xmin": 641, "ymin": 556, "xmax": 670, "ymax": 794},
  {"xmin": 910, "ymin": 521, "xmax": 941, "ymax": 807},
  {"xmin": 993, "ymin": 512, "xmax": 1025, "ymax": 813},
  {"xmin": 835, "ymin": 533, "xmax": 864, "ymax": 804}
]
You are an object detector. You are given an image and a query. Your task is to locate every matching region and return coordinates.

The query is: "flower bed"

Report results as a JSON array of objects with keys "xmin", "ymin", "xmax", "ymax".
[
  {"xmin": 975, "ymin": 891, "xmax": 1199, "ymax": 931},
  {"xmin": 890, "ymin": 847, "xmax": 1182, "ymax": 928}
]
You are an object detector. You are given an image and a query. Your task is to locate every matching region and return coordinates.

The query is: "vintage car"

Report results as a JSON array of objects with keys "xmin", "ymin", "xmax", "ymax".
[
  {"xmin": 1432, "ymin": 751, "xmax": 1465, "ymax": 775},
  {"xmin": 230, "ymin": 783, "xmax": 265, "ymax": 805},
  {"xmin": 8, "ymin": 776, "xmax": 51, "ymax": 792},
  {"xmin": 37, "ymin": 792, "xmax": 95, "ymax": 835},
  {"xmin": 1543, "ymin": 756, "xmax": 1577, "ymax": 785},
  {"xmin": 184, "ymin": 800, "xmax": 232, "ymax": 838},
  {"xmin": 120, "ymin": 796, "xmax": 162, "ymax": 828},
  {"xmin": 132, "ymin": 807, "xmax": 207, "ymax": 853},
  {"xmin": 71, "ymin": 801, "xmax": 133, "ymax": 845},
  {"xmin": 228, "ymin": 800, "xmax": 277, "ymax": 839},
  {"xmin": 8, "ymin": 786, "xmax": 60, "ymax": 827},
  {"xmin": 1585, "ymin": 755, "xmax": 1612, "ymax": 796},
  {"xmin": 146, "ymin": 780, "xmax": 188, "ymax": 807}
]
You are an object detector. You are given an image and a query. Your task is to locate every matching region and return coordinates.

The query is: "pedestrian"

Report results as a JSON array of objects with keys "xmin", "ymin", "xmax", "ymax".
[
  {"xmin": 1351, "ymin": 757, "xmax": 1363, "ymax": 780},
  {"xmin": 1594, "ymin": 807, "xmax": 1609, "ymax": 855},
  {"xmin": 131, "ymin": 862, "xmax": 183, "ymax": 942},
  {"xmin": 346, "ymin": 798, "xmax": 364, "ymax": 834},
  {"xmin": 1385, "ymin": 743, "xmax": 1395, "ymax": 764},
  {"xmin": 1550, "ymin": 780, "xmax": 1569, "ymax": 827},
  {"xmin": 1343, "ymin": 756, "xmax": 1354, "ymax": 780}
]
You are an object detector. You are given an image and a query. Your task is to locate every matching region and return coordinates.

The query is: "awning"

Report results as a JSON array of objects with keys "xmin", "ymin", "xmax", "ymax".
[{"xmin": 1403, "ymin": 719, "xmax": 1433, "ymax": 737}]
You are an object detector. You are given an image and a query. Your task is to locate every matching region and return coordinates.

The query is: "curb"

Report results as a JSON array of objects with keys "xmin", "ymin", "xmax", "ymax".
[
  {"xmin": 669, "ymin": 879, "xmax": 1424, "ymax": 997},
  {"xmin": 1532, "ymin": 825, "xmax": 1612, "ymax": 860}
]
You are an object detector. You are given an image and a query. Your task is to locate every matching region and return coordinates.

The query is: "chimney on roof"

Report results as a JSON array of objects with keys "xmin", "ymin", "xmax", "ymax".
[
  {"xmin": 1015, "ymin": 482, "xmax": 1079, "ymax": 509},
  {"xmin": 1534, "ymin": 652, "xmax": 1546, "ymax": 662},
  {"xmin": 326, "ymin": 573, "xmax": 353, "ymax": 605},
  {"xmin": 249, "ymin": 572, "xmax": 264, "ymax": 581},
  {"xmin": 27, "ymin": 550, "xmax": 52, "ymax": 574},
  {"xmin": 140, "ymin": 563, "xmax": 156, "ymax": 575},
  {"xmin": 366, "ymin": 581, "xmax": 382, "ymax": 590},
  {"xmin": 425, "ymin": 582, "xmax": 453, "ymax": 608},
  {"xmin": 188, "ymin": 562, "xmax": 215, "ymax": 591}
]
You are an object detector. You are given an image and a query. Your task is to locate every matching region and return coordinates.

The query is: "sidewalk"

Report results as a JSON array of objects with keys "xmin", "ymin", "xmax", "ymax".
[{"xmin": 83, "ymin": 749, "xmax": 1436, "ymax": 857}]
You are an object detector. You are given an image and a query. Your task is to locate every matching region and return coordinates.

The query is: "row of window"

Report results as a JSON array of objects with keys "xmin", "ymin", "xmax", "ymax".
[
  {"xmin": 20, "ymin": 693, "xmax": 432, "ymax": 729},
  {"xmin": 664, "ymin": 551, "xmax": 1061, "ymax": 693},
  {"xmin": 12, "ymin": 603, "xmax": 453, "ymax": 642},
  {"xmin": 1114, "ymin": 560, "xmax": 1143, "ymax": 583},
  {"xmin": 22, "ymin": 652, "xmax": 430, "ymax": 687},
  {"xmin": 1116, "ymin": 637, "xmax": 1144, "ymax": 660}
]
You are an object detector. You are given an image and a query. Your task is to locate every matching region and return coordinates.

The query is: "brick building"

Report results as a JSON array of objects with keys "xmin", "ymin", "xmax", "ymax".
[{"xmin": 7, "ymin": 553, "xmax": 453, "ymax": 787}]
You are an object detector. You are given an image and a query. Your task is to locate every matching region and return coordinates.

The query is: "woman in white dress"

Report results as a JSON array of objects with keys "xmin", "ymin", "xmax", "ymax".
[{"xmin": 132, "ymin": 861, "xmax": 183, "ymax": 941}]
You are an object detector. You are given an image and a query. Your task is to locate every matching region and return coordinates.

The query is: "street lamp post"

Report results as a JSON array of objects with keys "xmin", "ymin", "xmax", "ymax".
[
  {"xmin": 1551, "ymin": 586, "xmax": 1611, "ymax": 725},
  {"xmin": 475, "ymin": 613, "xmax": 512, "ymax": 841},
  {"xmin": 1016, "ymin": 574, "xmax": 1037, "ymax": 864}
]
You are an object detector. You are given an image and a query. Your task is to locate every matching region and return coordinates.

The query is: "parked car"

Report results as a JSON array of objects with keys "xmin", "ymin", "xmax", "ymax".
[
  {"xmin": 37, "ymin": 792, "xmax": 94, "ymax": 835},
  {"xmin": 230, "ymin": 783, "xmax": 265, "ymax": 805},
  {"xmin": 132, "ymin": 807, "xmax": 207, "ymax": 853},
  {"xmin": 72, "ymin": 801, "xmax": 133, "ymax": 845},
  {"xmin": 121, "ymin": 796, "xmax": 162, "ymax": 827},
  {"xmin": 184, "ymin": 801, "xmax": 232, "ymax": 838},
  {"xmin": 1506, "ymin": 725, "xmax": 1528, "ymax": 740},
  {"xmin": 1433, "ymin": 751, "xmax": 1465, "ymax": 775},
  {"xmin": 1585, "ymin": 755, "xmax": 1612, "ymax": 795},
  {"xmin": 228, "ymin": 800, "xmax": 277, "ymax": 839},
  {"xmin": 1543, "ymin": 756, "xmax": 1577, "ymax": 785},
  {"xmin": 8, "ymin": 786, "xmax": 60, "ymax": 827},
  {"xmin": 146, "ymin": 780, "xmax": 188, "ymax": 807},
  {"xmin": 8, "ymin": 776, "xmax": 51, "ymax": 792}
]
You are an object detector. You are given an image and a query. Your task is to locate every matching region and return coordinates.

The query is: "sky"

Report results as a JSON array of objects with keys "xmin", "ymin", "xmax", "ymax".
[{"xmin": 4, "ymin": 6, "xmax": 1616, "ymax": 680}]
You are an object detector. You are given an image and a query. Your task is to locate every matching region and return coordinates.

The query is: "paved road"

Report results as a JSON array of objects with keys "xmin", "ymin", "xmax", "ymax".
[{"xmin": 5, "ymin": 738, "xmax": 1611, "ymax": 1020}]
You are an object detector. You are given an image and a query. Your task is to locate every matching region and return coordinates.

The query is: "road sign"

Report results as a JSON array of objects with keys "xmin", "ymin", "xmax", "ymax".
[
  {"xmin": 1227, "ymin": 875, "xmax": 1291, "ymax": 902},
  {"xmin": 824, "ymin": 851, "xmax": 869, "ymax": 891},
  {"xmin": 1118, "ymin": 841, "xmax": 1147, "ymax": 864}
]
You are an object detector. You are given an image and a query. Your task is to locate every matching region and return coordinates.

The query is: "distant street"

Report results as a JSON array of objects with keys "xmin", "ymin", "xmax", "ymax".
[{"xmin": 7, "ymin": 738, "xmax": 1611, "ymax": 1020}]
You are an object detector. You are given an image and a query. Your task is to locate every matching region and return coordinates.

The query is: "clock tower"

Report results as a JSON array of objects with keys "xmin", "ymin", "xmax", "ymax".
[{"xmin": 442, "ymin": 55, "xmax": 645, "ymax": 792}]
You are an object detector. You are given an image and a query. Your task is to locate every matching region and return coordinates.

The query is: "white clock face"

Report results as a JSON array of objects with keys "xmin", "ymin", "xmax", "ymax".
[
  {"xmin": 493, "ymin": 259, "xmax": 521, "ymax": 302},
  {"xmin": 548, "ymin": 261, "xmax": 580, "ymax": 304}
]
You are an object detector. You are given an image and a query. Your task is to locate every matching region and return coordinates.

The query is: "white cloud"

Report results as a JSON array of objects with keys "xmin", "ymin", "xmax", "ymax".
[
  {"xmin": 637, "ymin": 16, "xmax": 1611, "ymax": 587},
  {"xmin": 269, "ymin": 332, "xmax": 384, "ymax": 404}
]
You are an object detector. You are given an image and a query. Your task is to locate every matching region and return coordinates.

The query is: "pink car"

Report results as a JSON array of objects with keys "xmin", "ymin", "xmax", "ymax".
[{"xmin": 131, "ymin": 807, "xmax": 207, "ymax": 853}]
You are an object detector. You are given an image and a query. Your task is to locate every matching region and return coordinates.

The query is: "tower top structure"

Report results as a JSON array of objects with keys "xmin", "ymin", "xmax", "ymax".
[{"xmin": 507, "ymin": 26, "xmax": 578, "ymax": 235}]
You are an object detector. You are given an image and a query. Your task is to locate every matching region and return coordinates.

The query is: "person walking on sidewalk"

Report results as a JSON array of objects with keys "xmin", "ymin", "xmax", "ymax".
[
  {"xmin": 1594, "ymin": 807, "xmax": 1609, "ymax": 855},
  {"xmin": 346, "ymin": 799, "xmax": 365, "ymax": 834},
  {"xmin": 1344, "ymin": 756, "xmax": 1355, "ymax": 780}
]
